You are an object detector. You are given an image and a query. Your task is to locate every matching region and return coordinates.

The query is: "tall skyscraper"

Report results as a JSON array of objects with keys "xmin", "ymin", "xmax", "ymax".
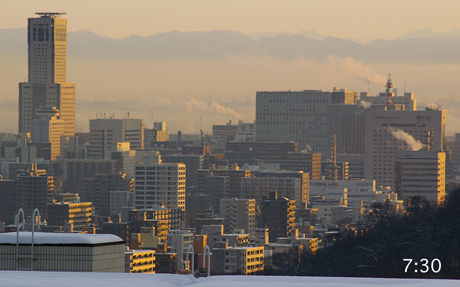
[{"xmin": 19, "ymin": 12, "xmax": 75, "ymax": 140}]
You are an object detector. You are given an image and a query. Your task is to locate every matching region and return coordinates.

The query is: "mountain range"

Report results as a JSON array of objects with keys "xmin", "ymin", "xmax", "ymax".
[{"xmin": 2, "ymin": 28, "xmax": 460, "ymax": 64}]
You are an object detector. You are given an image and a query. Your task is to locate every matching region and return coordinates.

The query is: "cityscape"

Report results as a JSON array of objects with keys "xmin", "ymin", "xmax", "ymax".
[{"xmin": 2, "ymin": 2, "xmax": 460, "ymax": 286}]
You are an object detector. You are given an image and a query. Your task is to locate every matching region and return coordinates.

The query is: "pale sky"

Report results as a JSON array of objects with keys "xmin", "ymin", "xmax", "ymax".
[{"xmin": 2, "ymin": 0, "xmax": 460, "ymax": 42}]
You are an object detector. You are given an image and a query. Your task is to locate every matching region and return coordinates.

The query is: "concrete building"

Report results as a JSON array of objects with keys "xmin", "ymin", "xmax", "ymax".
[
  {"xmin": 30, "ymin": 106, "xmax": 65, "ymax": 161},
  {"xmin": 46, "ymin": 201, "xmax": 92, "ymax": 231},
  {"xmin": 220, "ymin": 198, "xmax": 256, "ymax": 237},
  {"xmin": 212, "ymin": 245, "xmax": 264, "ymax": 275},
  {"xmin": 0, "ymin": 232, "xmax": 124, "ymax": 272},
  {"xmin": 198, "ymin": 167, "xmax": 251, "ymax": 200},
  {"xmin": 225, "ymin": 142, "xmax": 321, "ymax": 179},
  {"xmin": 260, "ymin": 192, "xmax": 295, "ymax": 242},
  {"xmin": 79, "ymin": 173, "xmax": 133, "ymax": 217},
  {"xmin": 310, "ymin": 179, "xmax": 376, "ymax": 204},
  {"xmin": 134, "ymin": 162, "xmax": 186, "ymax": 212},
  {"xmin": 213, "ymin": 120, "xmax": 239, "ymax": 143},
  {"xmin": 88, "ymin": 118, "xmax": 145, "ymax": 159},
  {"xmin": 395, "ymin": 151, "xmax": 446, "ymax": 204},
  {"xmin": 0, "ymin": 179, "xmax": 17, "ymax": 225},
  {"xmin": 360, "ymin": 90, "xmax": 417, "ymax": 111},
  {"xmin": 125, "ymin": 249, "xmax": 155, "ymax": 273},
  {"xmin": 62, "ymin": 159, "xmax": 117, "ymax": 193},
  {"xmin": 233, "ymin": 122, "xmax": 256, "ymax": 142},
  {"xmin": 337, "ymin": 154, "xmax": 365, "ymax": 179},
  {"xmin": 18, "ymin": 13, "xmax": 75, "ymax": 139},
  {"xmin": 205, "ymin": 175, "xmax": 230, "ymax": 214},
  {"xmin": 161, "ymin": 154, "xmax": 203, "ymax": 194},
  {"xmin": 364, "ymin": 109, "xmax": 446, "ymax": 188},
  {"xmin": 16, "ymin": 169, "xmax": 54, "ymax": 216},
  {"xmin": 255, "ymin": 89, "xmax": 357, "ymax": 159},
  {"xmin": 166, "ymin": 230, "xmax": 194, "ymax": 258},
  {"xmin": 109, "ymin": 190, "xmax": 133, "ymax": 215},
  {"xmin": 241, "ymin": 176, "xmax": 306, "ymax": 209}
]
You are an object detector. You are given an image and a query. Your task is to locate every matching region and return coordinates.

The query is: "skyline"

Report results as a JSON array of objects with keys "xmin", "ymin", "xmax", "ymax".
[{"xmin": 2, "ymin": 4, "xmax": 460, "ymax": 135}]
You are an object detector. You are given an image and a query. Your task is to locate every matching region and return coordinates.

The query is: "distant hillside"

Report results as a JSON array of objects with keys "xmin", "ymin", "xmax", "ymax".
[{"xmin": 2, "ymin": 28, "xmax": 460, "ymax": 64}]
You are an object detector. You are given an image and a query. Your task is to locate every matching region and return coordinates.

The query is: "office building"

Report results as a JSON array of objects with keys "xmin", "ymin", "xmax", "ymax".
[
  {"xmin": 255, "ymin": 89, "xmax": 357, "ymax": 159},
  {"xmin": 79, "ymin": 173, "xmax": 133, "ymax": 217},
  {"xmin": 212, "ymin": 245, "xmax": 264, "ymax": 275},
  {"xmin": 134, "ymin": 162, "xmax": 186, "ymax": 211},
  {"xmin": 109, "ymin": 190, "xmax": 133, "ymax": 215},
  {"xmin": 241, "ymin": 176, "xmax": 306, "ymax": 209},
  {"xmin": 225, "ymin": 142, "xmax": 322, "ymax": 179},
  {"xmin": 166, "ymin": 230, "xmax": 194, "ymax": 258},
  {"xmin": 204, "ymin": 175, "xmax": 229, "ymax": 214},
  {"xmin": 125, "ymin": 249, "xmax": 156, "ymax": 273},
  {"xmin": 0, "ymin": 179, "xmax": 17, "ymax": 225},
  {"xmin": 161, "ymin": 154, "xmax": 203, "ymax": 194},
  {"xmin": 197, "ymin": 167, "xmax": 251, "ymax": 200},
  {"xmin": 220, "ymin": 198, "xmax": 256, "ymax": 237},
  {"xmin": 62, "ymin": 159, "xmax": 117, "ymax": 193},
  {"xmin": 46, "ymin": 201, "xmax": 92, "ymax": 231},
  {"xmin": 260, "ymin": 191, "xmax": 295, "ymax": 242},
  {"xmin": 30, "ymin": 106, "xmax": 64, "ymax": 161},
  {"xmin": 360, "ymin": 90, "xmax": 417, "ymax": 111},
  {"xmin": 395, "ymin": 151, "xmax": 446, "ymax": 205},
  {"xmin": 213, "ymin": 120, "xmax": 239, "ymax": 143},
  {"xmin": 16, "ymin": 169, "xmax": 54, "ymax": 216},
  {"xmin": 364, "ymin": 109, "xmax": 446, "ymax": 188},
  {"xmin": 19, "ymin": 13, "xmax": 75, "ymax": 139},
  {"xmin": 88, "ymin": 118, "xmax": 144, "ymax": 159}
]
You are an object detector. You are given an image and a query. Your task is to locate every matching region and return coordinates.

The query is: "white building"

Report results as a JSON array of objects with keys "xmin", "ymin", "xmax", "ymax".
[
  {"xmin": 88, "ymin": 118, "xmax": 144, "ymax": 159},
  {"xmin": 360, "ymin": 91, "xmax": 417, "ymax": 111},
  {"xmin": 166, "ymin": 230, "xmax": 193, "ymax": 257},
  {"xmin": 134, "ymin": 161, "xmax": 186, "ymax": 211},
  {"xmin": 220, "ymin": 198, "xmax": 256, "ymax": 237},
  {"xmin": 395, "ymin": 150, "xmax": 446, "ymax": 205},
  {"xmin": 364, "ymin": 109, "xmax": 446, "ymax": 188}
]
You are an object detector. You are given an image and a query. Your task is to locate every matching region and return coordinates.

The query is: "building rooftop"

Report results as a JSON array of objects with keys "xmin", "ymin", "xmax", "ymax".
[{"xmin": 0, "ymin": 232, "xmax": 123, "ymax": 245}]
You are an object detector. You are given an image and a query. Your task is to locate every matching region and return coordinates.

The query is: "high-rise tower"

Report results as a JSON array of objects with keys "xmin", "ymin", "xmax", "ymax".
[{"xmin": 19, "ymin": 12, "xmax": 75, "ymax": 140}]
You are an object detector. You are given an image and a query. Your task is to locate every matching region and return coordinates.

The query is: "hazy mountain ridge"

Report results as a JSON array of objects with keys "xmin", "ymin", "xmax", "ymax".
[{"xmin": 2, "ymin": 28, "xmax": 460, "ymax": 63}]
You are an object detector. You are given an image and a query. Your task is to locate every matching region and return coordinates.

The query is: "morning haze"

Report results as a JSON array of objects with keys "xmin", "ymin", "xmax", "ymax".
[{"xmin": 1, "ymin": 1, "xmax": 460, "ymax": 134}]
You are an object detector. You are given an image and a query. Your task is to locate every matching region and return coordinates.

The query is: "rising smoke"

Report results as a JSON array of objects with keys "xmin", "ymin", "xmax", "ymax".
[
  {"xmin": 359, "ymin": 101, "xmax": 371, "ymax": 109},
  {"xmin": 185, "ymin": 99, "xmax": 242, "ymax": 120},
  {"xmin": 326, "ymin": 56, "xmax": 387, "ymax": 85},
  {"xmin": 389, "ymin": 127, "xmax": 426, "ymax": 151}
]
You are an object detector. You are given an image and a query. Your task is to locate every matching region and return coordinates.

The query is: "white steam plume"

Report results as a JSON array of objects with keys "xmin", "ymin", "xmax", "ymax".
[
  {"xmin": 185, "ymin": 99, "xmax": 242, "ymax": 120},
  {"xmin": 359, "ymin": 101, "xmax": 371, "ymax": 109},
  {"xmin": 389, "ymin": 127, "xmax": 426, "ymax": 151},
  {"xmin": 326, "ymin": 55, "xmax": 387, "ymax": 85}
]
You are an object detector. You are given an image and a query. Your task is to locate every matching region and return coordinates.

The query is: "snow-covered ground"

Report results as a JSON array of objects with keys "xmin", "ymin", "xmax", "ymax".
[{"xmin": 0, "ymin": 271, "xmax": 457, "ymax": 287}]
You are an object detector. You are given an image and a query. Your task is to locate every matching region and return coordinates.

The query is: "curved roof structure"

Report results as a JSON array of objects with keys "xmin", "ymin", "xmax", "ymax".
[{"xmin": 0, "ymin": 232, "xmax": 123, "ymax": 245}]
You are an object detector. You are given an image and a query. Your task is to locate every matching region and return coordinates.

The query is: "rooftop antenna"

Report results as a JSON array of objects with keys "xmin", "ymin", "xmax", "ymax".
[
  {"xmin": 127, "ymin": 112, "xmax": 130, "ymax": 119},
  {"xmin": 404, "ymin": 80, "xmax": 406, "ymax": 94},
  {"xmin": 385, "ymin": 74, "xmax": 394, "ymax": 105}
]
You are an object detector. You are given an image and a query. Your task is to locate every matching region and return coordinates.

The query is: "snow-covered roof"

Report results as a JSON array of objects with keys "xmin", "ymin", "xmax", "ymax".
[
  {"xmin": 0, "ymin": 232, "xmax": 123, "ymax": 245},
  {"xmin": 0, "ymin": 271, "xmax": 458, "ymax": 287}
]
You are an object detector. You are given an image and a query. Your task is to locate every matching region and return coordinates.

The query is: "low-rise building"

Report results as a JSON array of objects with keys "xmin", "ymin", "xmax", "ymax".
[
  {"xmin": 0, "ymin": 232, "xmax": 124, "ymax": 272},
  {"xmin": 212, "ymin": 245, "xmax": 264, "ymax": 275},
  {"xmin": 125, "ymin": 249, "xmax": 156, "ymax": 273}
]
